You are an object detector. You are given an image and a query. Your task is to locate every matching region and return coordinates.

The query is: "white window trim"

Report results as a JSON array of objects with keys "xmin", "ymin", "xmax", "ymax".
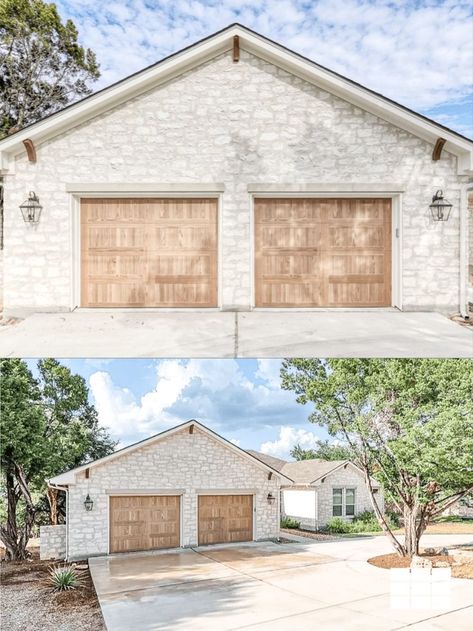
[{"xmin": 332, "ymin": 487, "xmax": 357, "ymax": 519}]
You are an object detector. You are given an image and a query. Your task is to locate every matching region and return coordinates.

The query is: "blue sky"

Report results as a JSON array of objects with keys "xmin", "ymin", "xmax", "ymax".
[
  {"xmin": 55, "ymin": 0, "xmax": 473, "ymax": 137},
  {"xmin": 27, "ymin": 359, "xmax": 331, "ymax": 459}
]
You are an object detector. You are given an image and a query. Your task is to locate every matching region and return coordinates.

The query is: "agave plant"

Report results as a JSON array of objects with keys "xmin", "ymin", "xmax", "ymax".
[{"xmin": 49, "ymin": 565, "xmax": 83, "ymax": 591}]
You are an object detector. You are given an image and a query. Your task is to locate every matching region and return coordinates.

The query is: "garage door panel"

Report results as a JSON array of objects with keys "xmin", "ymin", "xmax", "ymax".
[
  {"xmin": 259, "ymin": 281, "xmax": 325, "ymax": 307},
  {"xmin": 198, "ymin": 495, "xmax": 253, "ymax": 545},
  {"xmin": 255, "ymin": 198, "xmax": 391, "ymax": 307},
  {"xmin": 110, "ymin": 495, "xmax": 180, "ymax": 554},
  {"xmin": 328, "ymin": 282, "xmax": 387, "ymax": 306},
  {"xmin": 81, "ymin": 198, "xmax": 218, "ymax": 307}
]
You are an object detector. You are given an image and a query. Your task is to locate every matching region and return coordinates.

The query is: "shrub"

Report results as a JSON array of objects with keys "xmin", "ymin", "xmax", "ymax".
[
  {"xmin": 325, "ymin": 517, "xmax": 352, "ymax": 534},
  {"xmin": 281, "ymin": 517, "xmax": 301, "ymax": 529},
  {"xmin": 49, "ymin": 565, "xmax": 83, "ymax": 591}
]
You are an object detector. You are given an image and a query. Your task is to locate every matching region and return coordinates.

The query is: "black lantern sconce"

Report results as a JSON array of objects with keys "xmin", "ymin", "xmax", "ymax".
[
  {"xmin": 20, "ymin": 191, "xmax": 42, "ymax": 223},
  {"xmin": 429, "ymin": 190, "xmax": 452, "ymax": 222},
  {"xmin": 267, "ymin": 492, "xmax": 276, "ymax": 505},
  {"xmin": 84, "ymin": 494, "xmax": 94, "ymax": 512}
]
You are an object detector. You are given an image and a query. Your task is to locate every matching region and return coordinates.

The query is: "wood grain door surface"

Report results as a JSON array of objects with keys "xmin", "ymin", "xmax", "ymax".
[
  {"xmin": 81, "ymin": 198, "xmax": 218, "ymax": 307},
  {"xmin": 255, "ymin": 198, "xmax": 392, "ymax": 307},
  {"xmin": 109, "ymin": 495, "xmax": 180, "ymax": 553},
  {"xmin": 198, "ymin": 495, "xmax": 253, "ymax": 545}
]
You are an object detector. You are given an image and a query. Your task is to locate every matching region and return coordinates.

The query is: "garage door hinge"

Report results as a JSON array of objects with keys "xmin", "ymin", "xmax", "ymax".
[{"xmin": 395, "ymin": 228, "xmax": 399, "ymax": 238}]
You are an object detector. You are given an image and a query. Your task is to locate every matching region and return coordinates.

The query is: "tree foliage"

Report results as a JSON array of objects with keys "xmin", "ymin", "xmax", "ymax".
[
  {"xmin": 281, "ymin": 358, "xmax": 473, "ymax": 557},
  {"xmin": 0, "ymin": 359, "xmax": 116, "ymax": 559},
  {"xmin": 0, "ymin": 0, "xmax": 100, "ymax": 136},
  {"xmin": 290, "ymin": 440, "xmax": 352, "ymax": 461}
]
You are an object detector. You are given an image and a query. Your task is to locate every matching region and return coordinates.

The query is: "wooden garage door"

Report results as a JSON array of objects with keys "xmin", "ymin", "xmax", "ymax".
[
  {"xmin": 255, "ymin": 198, "xmax": 392, "ymax": 307},
  {"xmin": 109, "ymin": 495, "xmax": 180, "ymax": 554},
  {"xmin": 81, "ymin": 198, "xmax": 218, "ymax": 307},
  {"xmin": 198, "ymin": 495, "xmax": 253, "ymax": 545}
]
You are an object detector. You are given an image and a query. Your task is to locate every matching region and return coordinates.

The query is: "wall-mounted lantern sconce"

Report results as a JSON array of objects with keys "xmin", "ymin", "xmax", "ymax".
[
  {"xmin": 429, "ymin": 190, "xmax": 452, "ymax": 222},
  {"xmin": 267, "ymin": 492, "xmax": 276, "ymax": 505},
  {"xmin": 20, "ymin": 191, "xmax": 42, "ymax": 223},
  {"xmin": 84, "ymin": 494, "xmax": 94, "ymax": 511}
]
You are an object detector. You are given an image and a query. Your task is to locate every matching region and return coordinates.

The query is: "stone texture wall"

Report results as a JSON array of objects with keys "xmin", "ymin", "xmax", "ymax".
[
  {"xmin": 66, "ymin": 426, "xmax": 280, "ymax": 560},
  {"xmin": 316, "ymin": 466, "xmax": 384, "ymax": 528},
  {"xmin": 40, "ymin": 524, "xmax": 66, "ymax": 560},
  {"xmin": 281, "ymin": 465, "xmax": 384, "ymax": 531},
  {"xmin": 2, "ymin": 49, "xmax": 469, "ymax": 314}
]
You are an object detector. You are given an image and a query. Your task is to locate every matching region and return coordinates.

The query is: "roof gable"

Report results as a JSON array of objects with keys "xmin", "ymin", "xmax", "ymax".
[
  {"xmin": 0, "ymin": 23, "xmax": 471, "ymax": 174},
  {"xmin": 48, "ymin": 420, "xmax": 293, "ymax": 485}
]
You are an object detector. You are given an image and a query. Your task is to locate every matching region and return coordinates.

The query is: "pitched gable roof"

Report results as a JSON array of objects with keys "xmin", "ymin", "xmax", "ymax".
[
  {"xmin": 0, "ymin": 23, "xmax": 471, "ymax": 174},
  {"xmin": 247, "ymin": 451, "xmax": 380, "ymax": 487},
  {"xmin": 48, "ymin": 419, "xmax": 293, "ymax": 486},
  {"xmin": 246, "ymin": 450, "xmax": 287, "ymax": 472}
]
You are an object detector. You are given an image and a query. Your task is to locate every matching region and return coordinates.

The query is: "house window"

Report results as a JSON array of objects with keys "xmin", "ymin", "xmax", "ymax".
[{"xmin": 333, "ymin": 488, "xmax": 356, "ymax": 517}]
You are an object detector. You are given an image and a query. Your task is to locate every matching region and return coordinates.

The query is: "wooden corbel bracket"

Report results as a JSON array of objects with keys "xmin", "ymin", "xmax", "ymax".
[
  {"xmin": 23, "ymin": 138, "xmax": 37, "ymax": 163},
  {"xmin": 432, "ymin": 137, "xmax": 446, "ymax": 161}
]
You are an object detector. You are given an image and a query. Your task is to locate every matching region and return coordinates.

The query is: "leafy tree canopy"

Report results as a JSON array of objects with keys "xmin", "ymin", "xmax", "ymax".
[
  {"xmin": 290, "ymin": 440, "xmax": 352, "ymax": 461},
  {"xmin": 0, "ymin": 0, "xmax": 100, "ymax": 137},
  {"xmin": 281, "ymin": 358, "xmax": 473, "ymax": 556}
]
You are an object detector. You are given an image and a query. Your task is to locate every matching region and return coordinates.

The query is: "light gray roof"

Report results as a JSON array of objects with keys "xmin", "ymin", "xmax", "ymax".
[
  {"xmin": 246, "ymin": 450, "xmax": 288, "ymax": 472},
  {"xmin": 246, "ymin": 451, "xmax": 368, "ymax": 486},
  {"xmin": 280, "ymin": 459, "xmax": 349, "ymax": 484}
]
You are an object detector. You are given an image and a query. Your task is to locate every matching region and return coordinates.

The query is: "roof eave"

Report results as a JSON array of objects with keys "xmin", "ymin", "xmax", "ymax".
[
  {"xmin": 48, "ymin": 419, "xmax": 294, "ymax": 486},
  {"xmin": 1, "ymin": 23, "xmax": 471, "ymax": 176}
]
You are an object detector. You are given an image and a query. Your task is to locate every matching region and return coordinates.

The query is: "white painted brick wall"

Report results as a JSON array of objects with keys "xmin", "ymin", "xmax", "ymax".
[
  {"xmin": 2, "ymin": 50, "xmax": 469, "ymax": 314},
  {"xmin": 66, "ymin": 427, "xmax": 280, "ymax": 560},
  {"xmin": 40, "ymin": 524, "xmax": 66, "ymax": 560}
]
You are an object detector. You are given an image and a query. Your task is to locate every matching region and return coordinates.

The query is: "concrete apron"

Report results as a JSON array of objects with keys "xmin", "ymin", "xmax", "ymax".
[
  {"xmin": 88, "ymin": 538, "xmax": 473, "ymax": 631},
  {"xmin": 0, "ymin": 310, "xmax": 472, "ymax": 357}
]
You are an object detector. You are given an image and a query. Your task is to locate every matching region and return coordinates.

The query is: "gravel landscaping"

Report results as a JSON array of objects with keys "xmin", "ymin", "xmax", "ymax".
[
  {"xmin": 1, "ymin": 547, "xmax": 105, "ymax": 631},
  {"xmin": 280, "ymin": 528, "xmax": 341, "ymax": 541}
]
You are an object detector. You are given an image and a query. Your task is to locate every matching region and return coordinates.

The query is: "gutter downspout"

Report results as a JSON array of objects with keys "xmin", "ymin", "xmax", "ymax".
[
  {"xmin": 460, "ymin": 183, "xmax": 473, "ymax": 318},
  {"xmin": 48, "ymin": 482, "xmax": 69, "ymax": 561}
]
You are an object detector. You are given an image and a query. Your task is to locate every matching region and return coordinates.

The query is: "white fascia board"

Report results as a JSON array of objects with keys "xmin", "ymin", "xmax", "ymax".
[
  {"xmin": 0, "ymin": 28, "xmax": 235, "ymax": 164},
  {"xmin": 48, "ymin": 419, "xmax": 293, "ymax": 486},
  {"xmin": 241, "ymin": 32, "xmax": 473, "ymax": 175},
  {"xmin": 1, "ymin": 24, "xmax": 471, "ymax": 175}
]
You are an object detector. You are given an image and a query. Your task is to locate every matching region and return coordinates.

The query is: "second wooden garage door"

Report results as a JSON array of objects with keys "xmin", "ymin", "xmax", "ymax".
[
  {"xmin": 198, "ymin": 495, "xmax": 253, "ymax": 545},
  {"xmin": 109, "ymin": 495, "xmax": 180, "ymax": 553},
  {"xmin": 81, "ymin": 198, "xmax": 218, "ymax": 307},
  {"xmin": 255, "ymin": 198, "xmax": 392, "ymax": 307}
]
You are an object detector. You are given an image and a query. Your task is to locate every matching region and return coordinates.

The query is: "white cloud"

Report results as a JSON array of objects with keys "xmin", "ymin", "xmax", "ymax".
[
  {"xmin": 260, "ymin": 425, "xmax": 321, "ymax": 459},
  {"xmin": 88, "ymin": 359, "xmax": 308, "ymax": 445},
  {"xmin": 56, "ymin": 0, "xmax": 472, "ymax": 136},
  {"xmin": 230, "ymin": 438, "xmax": 241, "ymax": 446}
]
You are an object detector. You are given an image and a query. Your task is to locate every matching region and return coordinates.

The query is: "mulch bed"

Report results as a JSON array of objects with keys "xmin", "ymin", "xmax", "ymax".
[
  {"xmin": 1, "ymin": 547, "xmax": 105, "ymax": 631},
  {"xmin": 280, "ymin": 528, "xmax": 340, "ymax": 541},
  {"xmin": 368, "ymin": 552, "xmax": 473, "ymax": 580}
]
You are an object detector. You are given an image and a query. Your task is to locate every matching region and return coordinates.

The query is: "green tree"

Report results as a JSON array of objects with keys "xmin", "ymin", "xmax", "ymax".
[
  {"xmin": 37, "ymin": 359, "xmax": 116, "ymax": 524},
  {"xmin": 290, "ymin": 440, "xmax": 352, "ymax": 461},
  {"xmin": 0, "ymin": 359, "xmax": 116, "ymax": 559},
  {"xmin": 0, "ymin": 359, "xmax": 46, "ymax": 560},
  {"xmin": 281, "ymin": 359, "xmax": 473, "ymax": 557},
  {"xmin": 0, "ymin": 0, "xmax": 100, "ymax": 137}
]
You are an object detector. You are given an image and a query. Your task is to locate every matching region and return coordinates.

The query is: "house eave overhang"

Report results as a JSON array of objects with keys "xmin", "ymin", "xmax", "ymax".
[
  {"xmin": 48, "ymin": 419, "xmax": 294, "ymax": 486},
  {"xmin": 1, "ymin": 24, "xmax": 472, "ymax": 176}
]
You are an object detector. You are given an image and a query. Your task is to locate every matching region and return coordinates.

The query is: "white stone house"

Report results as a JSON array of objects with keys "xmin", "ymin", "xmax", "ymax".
[
  {"xmin": 0, "ymin": 24, "xmax": 472, "ymax": 317},
  {"xmin": 248, "ymin": 451, "xmax": 384, "ymax": 531},
  {"xmin": 41, "ymin": 420, "xmax": 291, "ymax": 561}
]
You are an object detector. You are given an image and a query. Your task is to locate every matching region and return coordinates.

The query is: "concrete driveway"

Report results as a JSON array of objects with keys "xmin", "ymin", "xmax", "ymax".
[
  {"xmin": 1, "ymin": 310, "xmax": 472, "ymax": 357},
  {"xmin": 88, "ymin": 535, "xmax": 473, "ymax": 631}
]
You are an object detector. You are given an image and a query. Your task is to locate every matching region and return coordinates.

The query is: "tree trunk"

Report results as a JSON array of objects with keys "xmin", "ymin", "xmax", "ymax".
[
  {"xmin": 0, "ymin": 468, "xmax": 31, "ymax": 560},
  {"xmin": 47, "ymin": 487, "xmax": 59, "ymax": 525},
  {"xmin": 0, "ymin": 465, "xmax": 35, "ymax": 561},
  {"xmin": 364, "ymin": 469, "xmax": 406, "ymax": 556},
  {"xmin": 404, "ymin": 505, "xmax": 420, "ymax": 557}
]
